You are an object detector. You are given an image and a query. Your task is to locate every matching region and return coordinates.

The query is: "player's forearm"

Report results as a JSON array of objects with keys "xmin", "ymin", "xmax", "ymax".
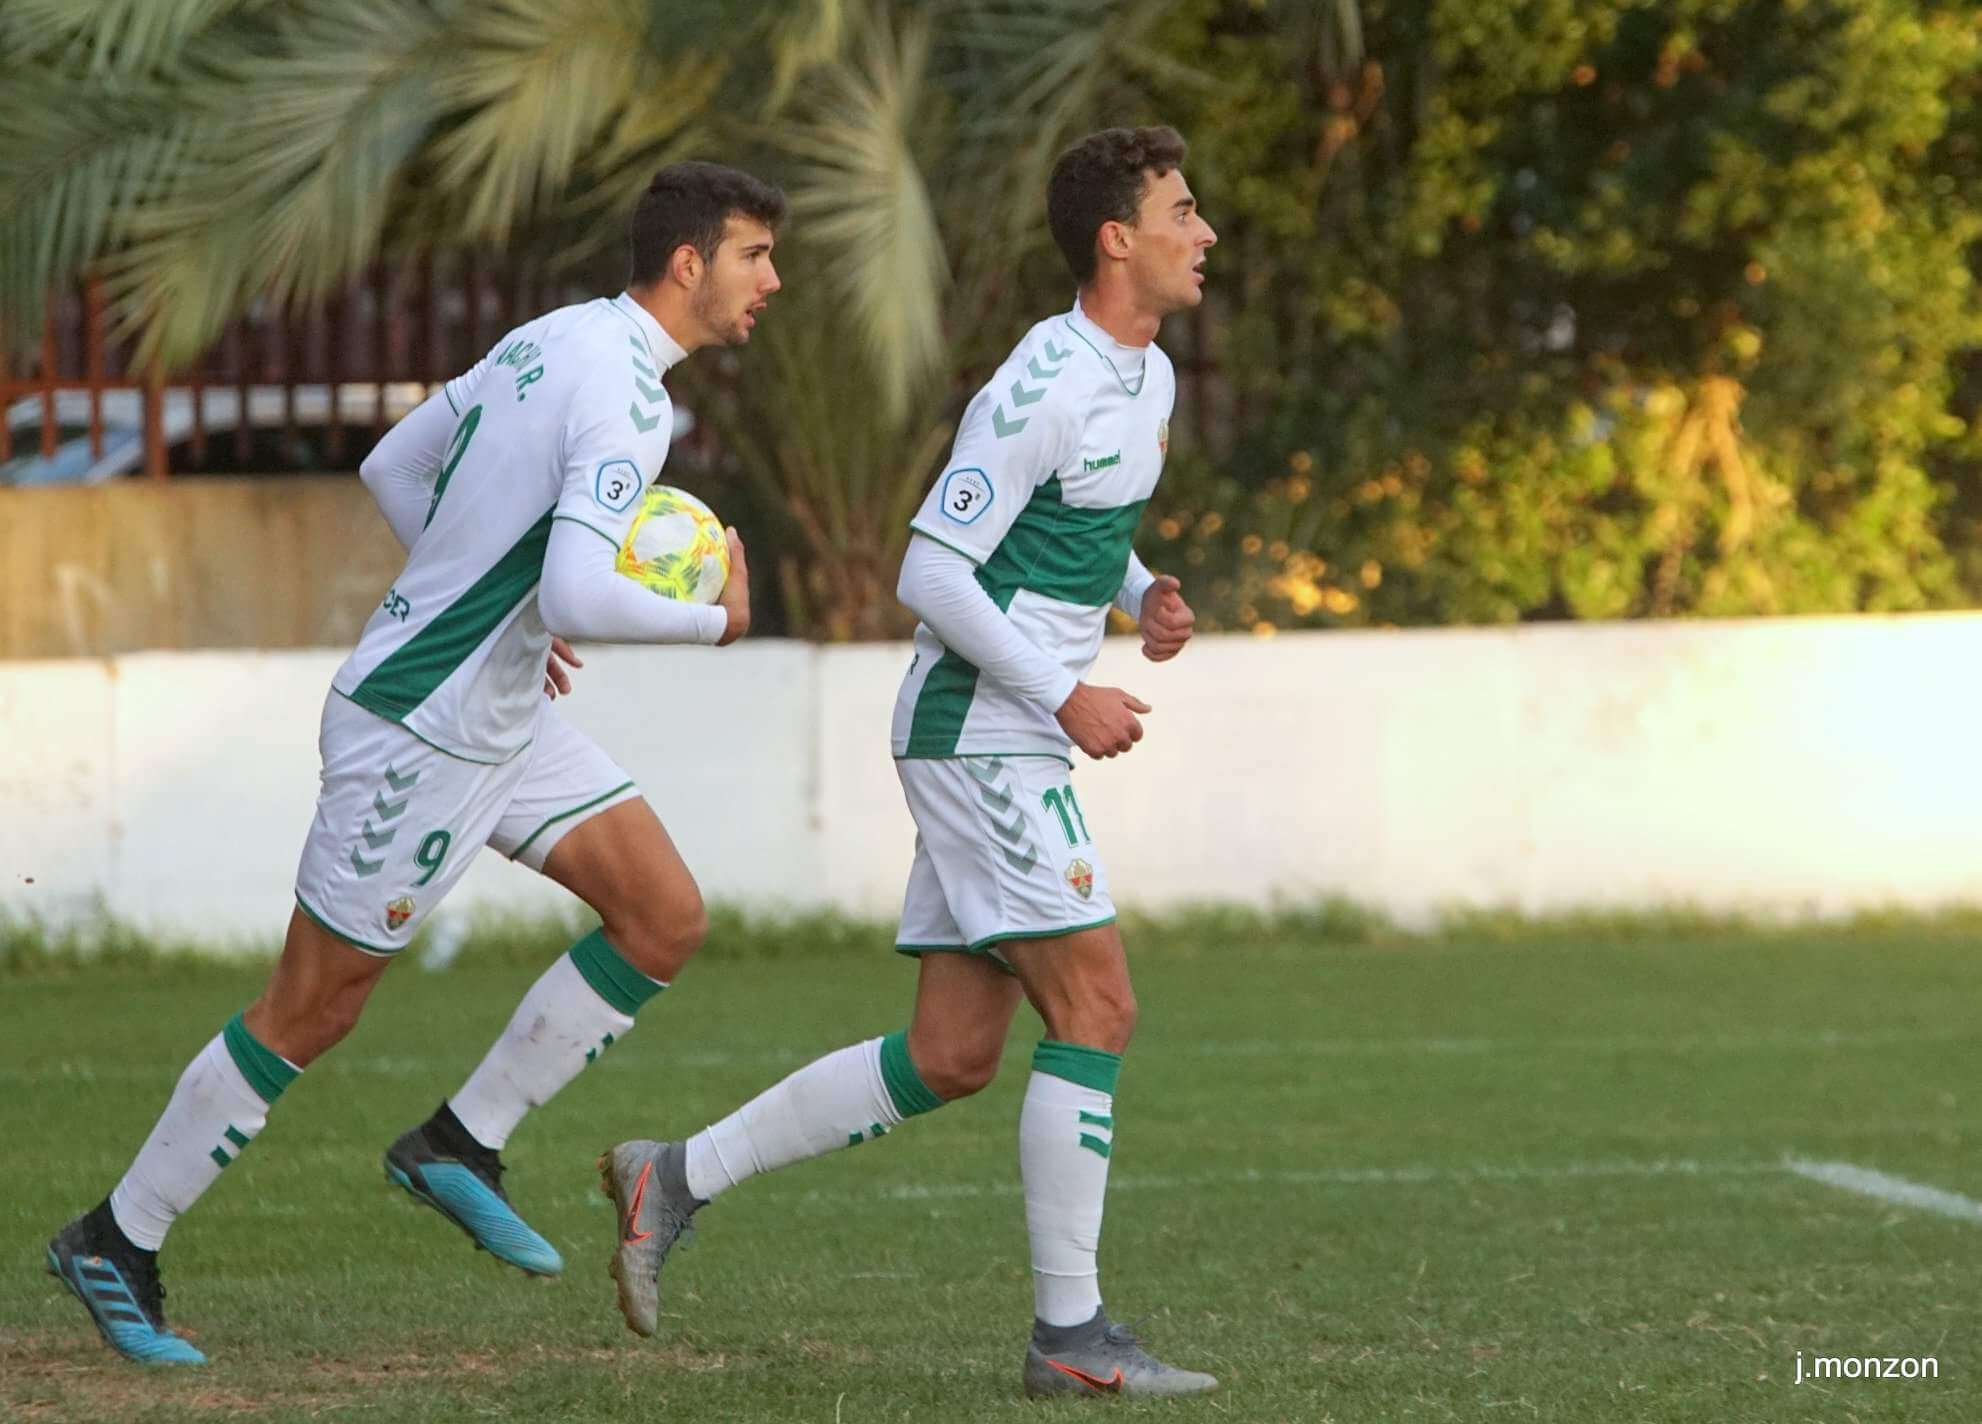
[
  {"xmin": 539, "ymin": 519, "xmax": 727, "ymax": 646},
  {"xmin": 358, "ymin": 391, "xmax": 457, "ymax": 549},
  {"xmin": 897, "ymin": 536, "xmax": 1078, "ymax": 711},
  {"xmin": 1114, "ymin": 550, "xmax": 1156, "ymax": 620}
]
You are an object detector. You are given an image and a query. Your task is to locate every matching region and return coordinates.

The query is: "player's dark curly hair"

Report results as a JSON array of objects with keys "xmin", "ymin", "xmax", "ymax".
[
  {"xmin": 629, "ymin": 161, "xmax": 787, "ymax": 285},
  {"xmin": 1046, "ymin": 126, "xmax": 1188, "ymax": 286}
]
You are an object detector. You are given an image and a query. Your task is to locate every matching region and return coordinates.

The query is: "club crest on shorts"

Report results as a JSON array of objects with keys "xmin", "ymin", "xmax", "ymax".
[
  {"xmin": 385, "ymin": 896, "xmax": 416, "ymax": 931},
  {"xmin": 1065, "ymin": 858, "xmax": 1094, "ymax": 900}
]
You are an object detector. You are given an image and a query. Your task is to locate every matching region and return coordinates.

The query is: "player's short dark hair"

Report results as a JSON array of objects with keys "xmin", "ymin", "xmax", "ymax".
[
  {"xmin": 1046, "ymin": 126, "xmax": 1188, "ymax": 285},
  {"xmin": 629, "ymin": 161, "xmax": 787, "ymax": 285}
]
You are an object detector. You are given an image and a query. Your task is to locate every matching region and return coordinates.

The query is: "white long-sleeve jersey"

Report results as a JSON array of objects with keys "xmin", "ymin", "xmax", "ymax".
[
  {"xmin": 339, "ymin": 292, "xmax": 724, "ymax": 763},
  {"xmin": 891, "ymin": 300, "xmax": 1171, "ymax": 762}
]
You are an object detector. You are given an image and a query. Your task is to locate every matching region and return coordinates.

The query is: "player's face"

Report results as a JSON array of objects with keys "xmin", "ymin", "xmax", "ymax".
[
  {"xmin": 692, "ymin": 217, "xmax": 781, "ymax": 347},
  {"xmin": 1125, "ymin": 168, "xmax": 1216, "ymax": 316}
]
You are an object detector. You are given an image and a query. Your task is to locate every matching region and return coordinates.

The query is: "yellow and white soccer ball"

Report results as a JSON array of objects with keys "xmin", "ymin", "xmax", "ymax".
[{"xmin": 615, "ymin": 485, "xmax": 729, "ymax": 604}]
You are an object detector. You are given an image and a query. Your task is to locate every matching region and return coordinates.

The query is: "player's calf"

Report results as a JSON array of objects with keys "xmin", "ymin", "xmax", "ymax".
[
  {"xmin": 389, "ymin": 926, "xmax": 672, "ymax": 1273},
  {"xmin": 602, "ymin": 1032, "xmax": 949, "ymax": 1337}
]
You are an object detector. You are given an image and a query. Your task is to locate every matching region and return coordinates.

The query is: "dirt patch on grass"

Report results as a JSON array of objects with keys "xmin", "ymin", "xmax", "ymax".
[
  {"xmin": 0, "ymin": 1331, "xmax": 744, "ymax": 1421},
  {"xmin": 1, "ymin": 1331, "xmax": 357, "ymax": 1420}
]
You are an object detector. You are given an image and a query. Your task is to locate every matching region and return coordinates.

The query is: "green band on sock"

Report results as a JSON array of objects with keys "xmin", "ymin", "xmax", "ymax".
[
  {"xmin": 567, "ymin": 928, "xmax": 665, "ymax": 1016},
  {"xmin": 878, "ymin": 1031, "xmax": 944, "ymax": 1117},
  {"xmin": 1032, "ymin": 1039, "xmax": 1121, "ymax": 1095},
  {"xmin": 222, "ymin": 1012, "xmax": 299, "ymax": 1105}
]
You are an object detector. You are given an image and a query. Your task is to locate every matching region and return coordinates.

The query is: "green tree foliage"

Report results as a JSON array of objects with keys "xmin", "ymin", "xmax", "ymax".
[{"xmin": 1153, "ymin": 0, "xmax": 1982, "ymax": 630}]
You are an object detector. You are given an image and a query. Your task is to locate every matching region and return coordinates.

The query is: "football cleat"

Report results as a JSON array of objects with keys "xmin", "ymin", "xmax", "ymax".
[
  {"xmin": 1023, "ymin": 1309, "xmax": 1218, "ymax": 1399},
  {"xmin": 45, "ymin": 1203, "xmax": 206, "ymax": 1366},
  {"xmin": 383, "ymin": 1104, "xmax": 562, "ymax": 1277},
  {"xmin": 596, "ymin": 1139, "xmax": 703, "ymax": 1336}
]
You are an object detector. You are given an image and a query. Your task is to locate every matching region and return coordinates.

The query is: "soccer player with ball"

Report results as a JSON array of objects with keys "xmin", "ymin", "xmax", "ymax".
[
  {"xmin": 598, "ymin": 127, "xmax": 1217, "ymax": 1399},
  {"xmin": 44, "ymin": 162, "xmax": 782, "ymax": 1365}
]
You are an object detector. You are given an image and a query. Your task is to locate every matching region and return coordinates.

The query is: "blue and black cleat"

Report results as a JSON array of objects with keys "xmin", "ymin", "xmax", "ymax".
[
  {"xmin": 45, "ymin": 1203, "xmax": 206, "ymax": 1366},
  {"xmin": 383, "ymin": 1103, "xmax": 563, "ymax": 1277}
]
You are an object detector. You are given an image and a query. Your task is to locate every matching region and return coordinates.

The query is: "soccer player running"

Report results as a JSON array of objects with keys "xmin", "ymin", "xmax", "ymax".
[
  {"xmin": 598, "ymin": 127, "xmax": 1216, "ymax": 1399},
  {"xmin": 44, "ymin": 162, "xmax": 783, "ymax": 1366}
]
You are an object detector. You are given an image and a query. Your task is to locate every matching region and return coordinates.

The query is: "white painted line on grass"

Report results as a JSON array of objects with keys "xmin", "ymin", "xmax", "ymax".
[
  {"xmin": 1184, "ymin": 1028, "xmax": 1972, "ymax": 1059},
  {"xmin": 1784, "ymin": 1158, "xmax": 1982, "ymax": 1224},
  {"xmin": 6, "ymin": 1026, "xmax": 1968, "ymax": 1086},
  {"xmin": 123, "ymin": 1155, "xmax": 1779, "ymax": 1222},
  {"xmin": 794, "ymin": 1157, "xmax": 1785, "ymax": 1207}
]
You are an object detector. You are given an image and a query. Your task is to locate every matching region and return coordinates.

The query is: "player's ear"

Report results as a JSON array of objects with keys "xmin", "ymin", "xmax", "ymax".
[
  {"xmin": 669, "ymin": 242, "xmax": 702, "ymax": 287},
  {"xmin": 1096, "ymin": 219, "xmax": 1134, "ymax": 264}
]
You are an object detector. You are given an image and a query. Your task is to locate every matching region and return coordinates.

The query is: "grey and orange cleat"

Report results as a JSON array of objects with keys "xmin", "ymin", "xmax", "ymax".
[
  {"xmin": 1023, "ymin": 1309, "xmax": 1218, "ymax": 1399},
  {"xmin": 383, "ymin": 1103, "xmax": 563, "ymax": 1277},
  {"xmin": 596, "ymin": 1139, "xmax": 703, "ymax": 1337},
  {"xmin": 45, "ymin": 1201, "xmax": 206, "ymax": 1366}
]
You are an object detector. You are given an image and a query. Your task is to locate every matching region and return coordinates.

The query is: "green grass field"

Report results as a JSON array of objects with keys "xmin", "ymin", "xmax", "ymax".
[{"xmin": 4, "ymin": 912, "xmax": 1982, "ymax": 1422}]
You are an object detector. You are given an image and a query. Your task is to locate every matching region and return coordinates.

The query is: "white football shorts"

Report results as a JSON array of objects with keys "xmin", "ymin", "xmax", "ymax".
[
  {"xmin": 294, "ymin": 691, "xmax": 639, "ymax": 955},
  {"xmin": 893, "ymin": 753, "xmax": 1116, "ymax": 968}
]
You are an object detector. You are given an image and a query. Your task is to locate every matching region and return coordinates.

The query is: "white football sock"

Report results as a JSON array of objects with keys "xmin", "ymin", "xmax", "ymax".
[
  {"xmin": 683, "ymin": 1031, "xmax": 944, "ymax": 1201},
  {"xmin": 109, "ymin": 1015, "xmax": 299, "ymax": 1251},
  {"xmin": 450, "ymin": 951, "xmax": 638, "ymax": 1150},
  {"xmin": 1020, "ymin": 1041, "xmax": 1122, "ymax": 1327}
]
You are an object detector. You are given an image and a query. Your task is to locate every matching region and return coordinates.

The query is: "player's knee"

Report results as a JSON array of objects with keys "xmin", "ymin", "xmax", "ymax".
[
  {"xmin": 248, "ymin": 984, "xmax": 366, "ymax": 1067},
  {"xmin": 915, "ymin": 1043, "xmax": 1002, "ymax": 1102},
  {"xmin": 1059, "ymin": 981, "xmax": 1137, "ymax": 1056},
  {"xmin": 1097, "ymin": 983, "xmax": 1139, "ymax": 1054},
  {"xmin": 609, "ymin": 896, "xmax": 708, "ymax": 980}
]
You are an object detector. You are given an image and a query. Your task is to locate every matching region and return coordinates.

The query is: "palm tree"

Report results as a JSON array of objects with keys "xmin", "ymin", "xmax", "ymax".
[{"xmin": 1, "ymin": 0, "xmax": 1206, "ymax": 638}]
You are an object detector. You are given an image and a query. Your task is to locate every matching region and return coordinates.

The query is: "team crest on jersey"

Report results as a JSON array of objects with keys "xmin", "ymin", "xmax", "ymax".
[
  {"xmin": 1065, "ymin": 859, "xmax": 1094, "ymax": 900},
  {"xmin": 1156, "ymin": 418, "xmax": 1169, "ymax": 458},
  {"xmin": 385, "ymin": 896, "xmax": 416, "ymax": 931}
]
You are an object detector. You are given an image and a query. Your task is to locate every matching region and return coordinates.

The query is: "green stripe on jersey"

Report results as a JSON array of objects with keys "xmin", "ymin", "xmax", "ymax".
[
  {"xmin": 904, "ymin": 651, "xmax": 980, "ymax": 756},
  {"xmin": 349, "ymin": 509, "xmax": 554, "ymax": 722},
  {"xmin": 902, "ymin": 479, "xmax": 1144, "ymax": 754},
  {"xmin": 978, "ymin": 477, "xmax": 1146, "ymax": 608},
  {"xmin": 904, "ymin": 573, "xmax": 1021, "ymax": 756}
]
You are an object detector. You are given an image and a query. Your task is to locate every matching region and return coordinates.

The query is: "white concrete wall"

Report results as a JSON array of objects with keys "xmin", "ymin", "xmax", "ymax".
[{"xmin": 6, "ymin": 615, "xmax": 1981, "ymax": 942}]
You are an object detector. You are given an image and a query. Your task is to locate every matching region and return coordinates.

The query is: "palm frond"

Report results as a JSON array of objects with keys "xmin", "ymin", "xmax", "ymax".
[
  {"xmin": 105, "ymin": 0, "xmax": 450, "ymax": 367},
  {"xmin": 773, "ymin": 4, "xmax": 948, "ymax": 422},
  {"xmin": 426, "ymin": 0, "xmax": 712, "ymax": 244},
  {"xmin": 762, "ymin": 0, "xmax": 849, "ymax": 116},
  {"xmin": 0, "ymin": 62, "xmax": 204, "ymax": 347},
  {"xmin": 938, "ymin": 0, "xmax": 1201, "ymax": 258},
  {"xmin": 0, "ymin": 0, "xmax": 267, "ymax": 72}
]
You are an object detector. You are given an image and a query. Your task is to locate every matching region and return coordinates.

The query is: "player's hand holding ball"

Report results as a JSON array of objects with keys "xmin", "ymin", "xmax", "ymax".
[
  {"xmin": 716, "ymin": 527, "xmax": 750, "ymax": 646},
  {"xmin": 1056, "ymin": 682, "xmax": 1151, "ymax": 759},
  {"xmin": 613, "ymin": 484, "xmax": 750, "ymax": 646},
  {"xmin": 1139, "ymin": 573, "xmax": 1194, "ymax": 662}
]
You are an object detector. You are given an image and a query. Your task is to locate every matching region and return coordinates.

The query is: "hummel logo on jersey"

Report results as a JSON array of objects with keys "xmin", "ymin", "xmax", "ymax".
[{"xmin": 1082, "ymin": 451, "xmax": 1121, "ymax": 471}]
